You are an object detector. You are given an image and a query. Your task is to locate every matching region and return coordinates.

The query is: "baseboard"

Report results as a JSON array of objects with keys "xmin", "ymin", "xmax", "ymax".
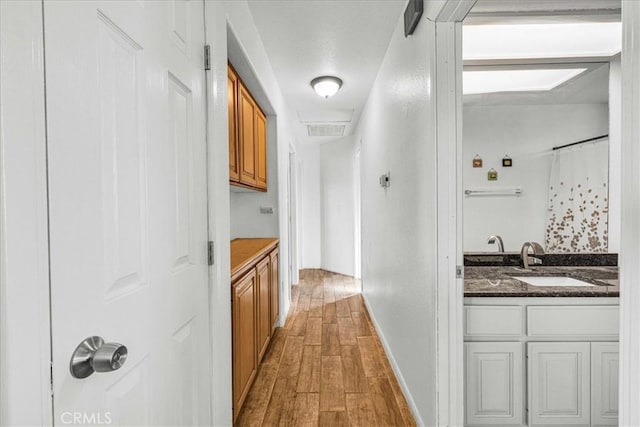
[{"xmin": 361, "ymin": 293, "xmax": 425, "ymax": 427}]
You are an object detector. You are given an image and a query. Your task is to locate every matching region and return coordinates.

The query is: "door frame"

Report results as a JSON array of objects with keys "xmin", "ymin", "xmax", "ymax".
[
  {"xmin": 288, "ymin": 145, "xmax": 300, "ymax": 286},
  {"xmin": 353, "ymin": 143, "xmax": 362, "ymax": 281},
  {"xmin": 433, "ymin": 3, "xmax": 476, "ymax": 425},
  {"xmin": 619, "ymin": 2, "xmax": 640, "ymax": 424}
]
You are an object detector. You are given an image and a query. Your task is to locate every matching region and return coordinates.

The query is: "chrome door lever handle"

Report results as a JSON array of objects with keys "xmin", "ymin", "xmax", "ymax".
[{"xmin": 70, "ymin": 336, "xmax": 128, "ymax": 379}]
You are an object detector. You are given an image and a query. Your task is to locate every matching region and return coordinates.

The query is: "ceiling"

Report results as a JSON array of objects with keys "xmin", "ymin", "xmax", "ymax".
[
  {"xmin": 247, "ymin": 0, "xmax": 406, "ymax": 144},
  {"xmin": 467, "ymin": 0, "xmax": 620, "ymax": 20},
  {"xmin": 245, "ymin": 0, "xmax": 620, "ymax": 143},
  {"xmin": 463, "ymin": 62, "xmax": 611, "ymax": 106},
  {"xmin": 463, "ymin": 0, "xmax": 620, "ymax": 106}
]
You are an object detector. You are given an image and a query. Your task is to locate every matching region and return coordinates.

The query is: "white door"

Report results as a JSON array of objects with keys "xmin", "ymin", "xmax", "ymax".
[
  {"xmin": 44, "ymin": 1, "xmax": 211, "ymax": 425},
  {"xmin": 465, "ymin": 342, "xmax": 524, "ymax": 426},
  {"xmin": 528, "ymin": 342, "xmax": 591, "ymax": 427}
]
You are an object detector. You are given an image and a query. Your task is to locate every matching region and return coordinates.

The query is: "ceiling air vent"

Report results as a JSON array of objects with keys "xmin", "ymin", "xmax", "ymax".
[{"xmin": 307, "ymin": 124, "xmax": 346, "ymax": 137}]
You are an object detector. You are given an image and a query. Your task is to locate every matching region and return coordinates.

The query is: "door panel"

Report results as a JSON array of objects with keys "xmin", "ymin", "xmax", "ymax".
[
  {"xmin": 239, "ymin": 82, "xmax": 257, "ymax": 186},
  {"xmin": 465, "ymin": 342, "xmax": 524, "ymax": 426},
  {"xmin": 256, "ymin": 109, "xmax": 267, "ymax": 189},
  {"xmin": 270, "ymin": 249, "xmax": 279, "ymax": 331},
  {"xmin": 528, "ymin": 342, "xmax": 590, "ymax": 426},
  {"xmin": 256, "ymin": 257, "xmax": 271, "ymax": 360},
  {"xmin": 228, "ymin": 66, "xmax": 240, "ymax": 181},
  {"xmin": 44, "ymin": 1, "xmax": 210, "ymax": 424},
  {"xmin": 591, "ymin": 342, "xmax": 619, "ymax": 426},
  {"xmin": 233, "ymin": 271, "xmax": 257, "ymax": 420}
]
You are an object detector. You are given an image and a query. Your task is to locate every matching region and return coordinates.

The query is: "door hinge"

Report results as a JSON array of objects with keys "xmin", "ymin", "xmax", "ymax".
[
  {"xmin": 456, "ymin": 265, "xmax": 463, "ymax": 279},
  {"xmin": 208, "ymin": 241, "xmax": 214, "ymax": 266},
  {"xmin": 50, "ymin": 361, "xmax": 54, "ymax": 396},
  {"xmin": 204, "ymin": 45, "xmax": 211, "ymax": 71}
]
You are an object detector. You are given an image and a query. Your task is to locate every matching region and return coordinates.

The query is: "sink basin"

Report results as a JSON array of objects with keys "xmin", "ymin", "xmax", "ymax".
[{"xmin": 511, "ymin": 276, "xmax": 595, "ymax": 287}]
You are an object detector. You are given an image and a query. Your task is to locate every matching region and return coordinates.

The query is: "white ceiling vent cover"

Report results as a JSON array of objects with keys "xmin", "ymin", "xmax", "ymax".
[{"xmin": 307, "ymin": 124, "xmax": 345, "ymax": 137}]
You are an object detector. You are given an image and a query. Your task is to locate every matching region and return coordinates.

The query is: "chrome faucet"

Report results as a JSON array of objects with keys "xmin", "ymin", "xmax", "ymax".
[
  {"xmin": 487, "ymin": 235, "xmax": 504, "ymax": 252},
  {"xmin": 521, "ymin": 242, "xmax": 544, "ymax": 269}
]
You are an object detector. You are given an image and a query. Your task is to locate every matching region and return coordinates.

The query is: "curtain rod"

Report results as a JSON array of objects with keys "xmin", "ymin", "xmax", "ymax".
[{"xmin": 552, "ymin": 134, "xmax": 609, "ymax": 151}]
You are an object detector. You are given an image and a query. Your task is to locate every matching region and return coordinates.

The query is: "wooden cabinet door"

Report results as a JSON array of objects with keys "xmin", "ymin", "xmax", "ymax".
[
  {"xmin": 232, "ymin": 270, "xmax": 257, "ymax": 421},
  {"xmin": 228, "ymin": 65, "xmax": 239, "ymax": 182},
  {"xmin": 256, "ymin": 257, "xmax": 271, "ymax": 361},
  {"xmin": 528, "ymin": 342, "xmax": 590, "ymax": 426},
  {"xmin": 465, "ymin": 342, "xmax": 524, "ymax": 426},
  {"xmin": 591, "ymin": 342, "xmax": 619, "ymax": 426},
  {"xmin": 270, "ymin": 249, "xmax": 279, "ymax": 331},
  {"xmin": 238, "ymin": 82, "xmax": 257, "ymax": 187},
  {"xmin": 255, "ymin": 108, "xmax": 267, "ymax": 190}
]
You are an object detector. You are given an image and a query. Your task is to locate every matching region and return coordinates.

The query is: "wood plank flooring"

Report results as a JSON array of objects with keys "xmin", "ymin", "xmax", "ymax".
[{"xmin": 236, "ymin": 269, "xmax": 416, "ymax": 426}]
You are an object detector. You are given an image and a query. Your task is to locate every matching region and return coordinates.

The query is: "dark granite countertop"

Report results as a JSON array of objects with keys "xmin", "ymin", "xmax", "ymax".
[
  {"xmin": 464, "ymin": 266, "xmax": 619, "ymax": 297},
  {"xmin": 464, "ymin": 252, "xmax": 618, "ymax": 267}
]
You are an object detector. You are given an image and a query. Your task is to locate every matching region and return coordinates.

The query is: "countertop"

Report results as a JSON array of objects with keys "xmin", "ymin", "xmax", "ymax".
[
  {"xmin": 464, "ymin": 266, "xmax": 619, "ymax": 297},
  {"xmin": 230, "ymin": 238, "xmax": 279, "ymax": 283}
]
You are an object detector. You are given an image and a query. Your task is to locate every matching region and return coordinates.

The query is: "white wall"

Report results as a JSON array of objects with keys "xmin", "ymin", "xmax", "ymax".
[
  {"xmin": 353, "ymin": 14, "xmax": 438, "ymax": 426},
  {"xmin": 463, "ymin": 103, "xmax": 610, "ymax": 252},
  {"xmin": 320, "ymin": 136, "xmax": 357, "ymax": 276},
  {"xmin": 229, "ymin": 117, "xmax": 280, "ymax": 239},
  {"xmin": 205, "ymin": 2, "xmax": 298, "ymax": 424},
  {"xmin": 298, "ymin": 143, "xmax": 322, "ymax": 268}
]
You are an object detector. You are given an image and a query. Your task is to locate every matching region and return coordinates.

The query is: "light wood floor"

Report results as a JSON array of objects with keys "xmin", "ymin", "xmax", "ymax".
[{"xmin": 236, "ymin": 269, "xmax": 416, "ymax": 426}]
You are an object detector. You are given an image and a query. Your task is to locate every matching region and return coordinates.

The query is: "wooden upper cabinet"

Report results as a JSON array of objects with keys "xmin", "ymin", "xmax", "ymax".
[
  {"xmin": 228, "ymin": 66, "xmax": 240, "ymax": 182},
  {"xmin": 228, "ymin": 63, "xmax": 268, "ymax": 192},
  {"xmin": 255, "ymin": 109, "xmax": 267, "ymax": 190},
  {"xmin": 238, "ymin": 82, "xmax": 257, "ymax": 187}
]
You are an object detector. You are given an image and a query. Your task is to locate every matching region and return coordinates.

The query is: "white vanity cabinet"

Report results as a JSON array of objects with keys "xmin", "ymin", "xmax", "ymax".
[
  {"xmin": 464, "ymin": 298, "xmax": 619, "ymax": 427},
  {"xmin": 465, "ymin": 342, "xmax": 524, "ymax": 426},
  {"xmin": 528, "ymin": 342, "xmax": 591, "ymax": 426},
  {"xmin": 590, "ymin": 342, "xmax": 619, "ymax": 427}
]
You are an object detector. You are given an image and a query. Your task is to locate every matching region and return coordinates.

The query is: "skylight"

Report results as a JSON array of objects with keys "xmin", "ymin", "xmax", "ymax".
[
  {"xmin": 463, "ymin": 22, "xmax": 622, "ymax": 61},
  {"xmin": 463, "ymin": 68, "xmax": 588, "ymax": 95}
]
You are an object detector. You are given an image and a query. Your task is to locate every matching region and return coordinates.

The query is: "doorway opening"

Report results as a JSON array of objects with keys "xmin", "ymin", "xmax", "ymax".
[{"xmin": 458, "ymin": 4, "xmax": 621, "ymax": 426}]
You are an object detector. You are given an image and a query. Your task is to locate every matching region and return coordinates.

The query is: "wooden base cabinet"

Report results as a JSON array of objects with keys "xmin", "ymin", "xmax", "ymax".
[
  {"xmin": 256, "ymin": 257, "xmax": 271, "ymax": 361},
  {"xmin": 232, "ymin": 269, "xmax": 257, "ymax": 420},
  {"xmin": 465, "ymin": 342, "xmax": 524, "ymax": 426},
  {"xmin": 231, "ymin": 239, "xmax": 279, "ymax": 421},
  {"xmin": 269, "ymin": 248, "xmax": 279, "ymax": 333}
]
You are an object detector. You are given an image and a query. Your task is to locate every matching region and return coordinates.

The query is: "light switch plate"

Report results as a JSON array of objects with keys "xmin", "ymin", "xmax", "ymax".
[{"xmin": 379, "ymin": 172, "xmax": 391, "ymax": 188}]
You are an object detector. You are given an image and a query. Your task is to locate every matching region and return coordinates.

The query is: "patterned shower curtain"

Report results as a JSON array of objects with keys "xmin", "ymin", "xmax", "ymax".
[{"xmin": 544, "ymin": 139, "xmax": 609, "ymax": 253}]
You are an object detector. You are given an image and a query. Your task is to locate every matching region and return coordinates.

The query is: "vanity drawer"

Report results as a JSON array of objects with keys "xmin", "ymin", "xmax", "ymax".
[
  {"xmin": 527, "ymin": 305, "xmax": 619, "ymax": 337},
  {"xmin": 464, "ymin": 306, "xmax": 523, "ymax": 337}
]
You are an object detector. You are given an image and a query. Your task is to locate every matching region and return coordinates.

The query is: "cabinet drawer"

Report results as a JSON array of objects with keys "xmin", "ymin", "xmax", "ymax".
[
  {"xmin": 527, "ymin": 306, "xmax": 619, "ymax": 337},
  {"xmin": 465, "ymin": 306, "xmax": 523, "ymax": 337}
]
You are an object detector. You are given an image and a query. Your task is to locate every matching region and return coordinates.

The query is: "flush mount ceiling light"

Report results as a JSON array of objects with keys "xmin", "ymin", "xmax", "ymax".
[
  {"xmin": 311, "ymin": 76, "xmax": 343, "ymax": 98},
  {"xmin": 463, "ymin": 68, "xmax": 587, "ymax": 95},
  {"xmin": 463, "ymin": 22, "xmax": 622, "ymax": 61}
]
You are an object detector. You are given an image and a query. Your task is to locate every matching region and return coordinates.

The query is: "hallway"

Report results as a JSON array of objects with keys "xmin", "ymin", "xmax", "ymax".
[{"xmin": 236, "ymin": 270, "xmax": 416, "ymax": 426}]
